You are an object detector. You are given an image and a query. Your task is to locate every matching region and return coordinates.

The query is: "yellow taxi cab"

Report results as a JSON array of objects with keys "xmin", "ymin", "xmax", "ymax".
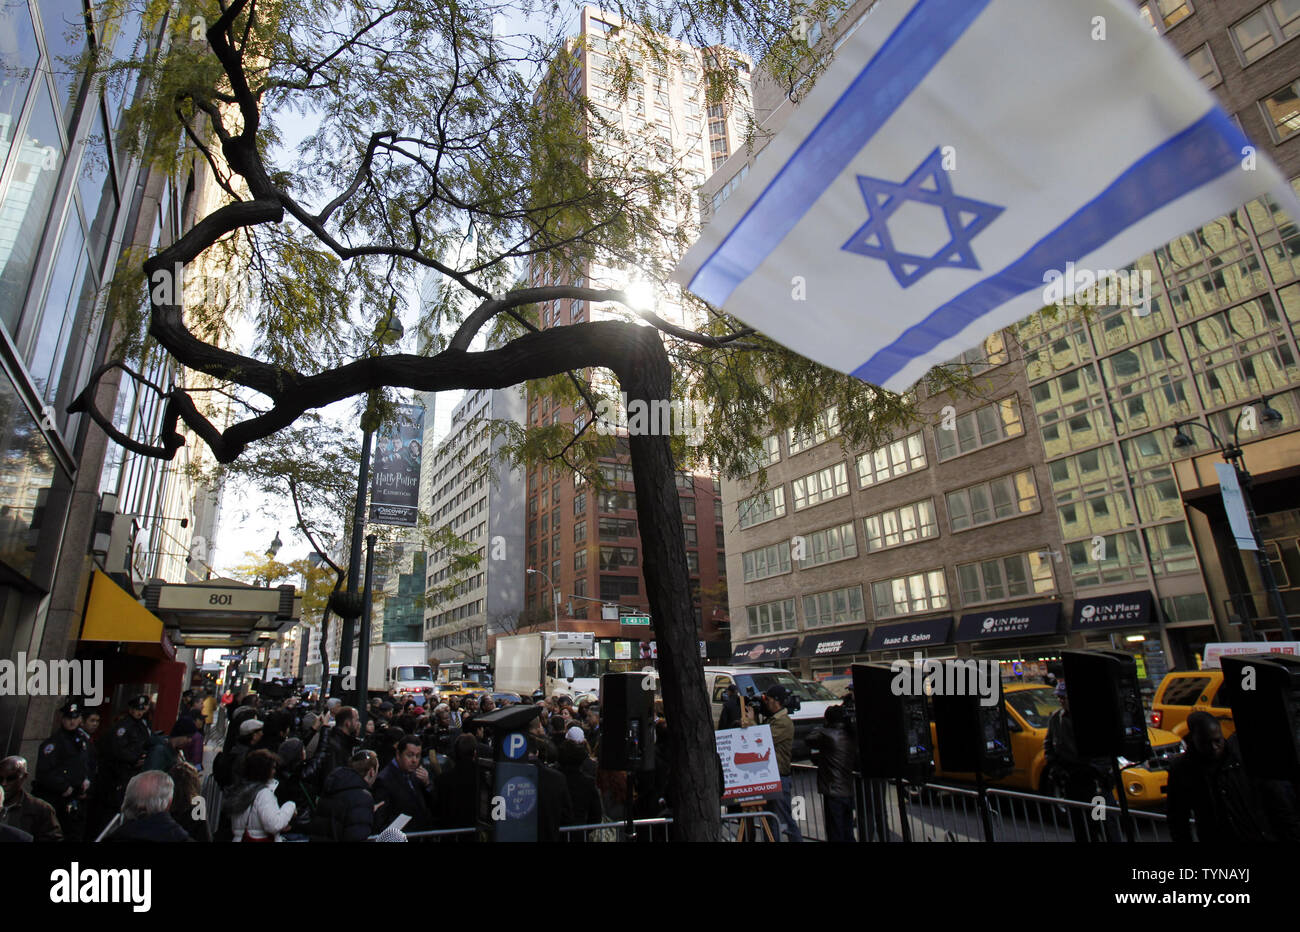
[
  {"xmin": 439, "ymin": 680, "xmax": 488, "ymax": 699},
  {"xmin": 1150, "ymin": 670, "xmax": 1235, "ymax": 739},
  {"xmin": 930, "ymin": 683, "xmax": 1184, "ymax": 809}
]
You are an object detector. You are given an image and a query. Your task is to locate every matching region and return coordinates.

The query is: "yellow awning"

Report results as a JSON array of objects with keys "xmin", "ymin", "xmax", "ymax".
[{"xmin": 81, "ymin": 570, "xmax": 166, "ymax": 645}]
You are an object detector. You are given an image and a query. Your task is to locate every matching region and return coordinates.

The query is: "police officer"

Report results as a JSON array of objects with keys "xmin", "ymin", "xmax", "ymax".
[
  {"xmin": 33, "ymin": 699, "xmax": 93, "ymax": 842},
  {"xmin": 103, "ymin": 694, "xmax": 152, "ymax": 812}
]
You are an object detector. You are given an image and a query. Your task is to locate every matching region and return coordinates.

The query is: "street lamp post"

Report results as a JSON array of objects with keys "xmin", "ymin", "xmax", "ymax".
[
  {"xmin": 527, "ymin": 567, "xmax": 559, "ymax": 632},
  {"xmin": 1171, "ymin": 395, "xmax": 1292, "ymax": 640},
  {"xmin": 331, "ymin": 308, "xmax": 404, "ymax": 704}
]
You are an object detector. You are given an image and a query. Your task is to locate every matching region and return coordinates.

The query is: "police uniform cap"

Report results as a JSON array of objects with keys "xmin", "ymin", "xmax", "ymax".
[
  {"xmin": 128, "ymin": 694, "xmax": 151, "ymax": 710},
  {"xmin": 59, "ymin": 700, "xmax": 83, "ymax": 717}
]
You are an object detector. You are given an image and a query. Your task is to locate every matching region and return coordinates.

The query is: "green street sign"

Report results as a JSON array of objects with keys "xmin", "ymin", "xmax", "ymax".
[{"xmin": 620, "ymin": 615, "xmax": 651, "ymax": 626}]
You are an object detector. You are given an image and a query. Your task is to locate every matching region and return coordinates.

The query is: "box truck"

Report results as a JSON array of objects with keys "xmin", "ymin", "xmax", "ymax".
[
  {"xmin": 368, "ymin": 642, "xmax": 436, "ymax": 697},
  {"xmin": 494, "ymin": 632, "xmax": 598, "ymax": 699}
]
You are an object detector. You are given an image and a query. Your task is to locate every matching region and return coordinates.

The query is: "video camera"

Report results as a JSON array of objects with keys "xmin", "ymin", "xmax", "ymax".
[{"xmin": 744, "ymin": 685, "xmax": 802, "ymax": 716}]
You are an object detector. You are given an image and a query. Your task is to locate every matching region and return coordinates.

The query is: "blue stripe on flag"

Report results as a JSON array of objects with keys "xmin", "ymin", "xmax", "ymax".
[
  {"xmin": 851, "ymin": 109, "xmax": 1250, "ymax": 386},
  {"xmin": 688, "ymin": 0, "xmax": 990, "ymax": 304}
]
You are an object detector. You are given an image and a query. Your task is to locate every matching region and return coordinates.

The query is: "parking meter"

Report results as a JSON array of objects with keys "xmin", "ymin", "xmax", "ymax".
[{"xmin": 471, "ymin": 705, "xmax": 542, "ymax": 842}]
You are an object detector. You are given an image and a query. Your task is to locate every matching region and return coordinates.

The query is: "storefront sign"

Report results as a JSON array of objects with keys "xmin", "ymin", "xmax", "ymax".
[
  {"xmin": 730, "ymin": 637, "xmax": 798, "ymax": 664},
  {"xmin": 1070, "ymin": 590, "xmax": 1155, "ymax": 631},
  {"xmin": 866, "ymin": 617, "xmax": 953, "ymax": 651},
  {"xmin": 956, "ymin": 602, "xmax": 1062, "ymax": 642},
  {"xmin": 798, "ymin": 629, "xmax": 868, "ymax": 658}
]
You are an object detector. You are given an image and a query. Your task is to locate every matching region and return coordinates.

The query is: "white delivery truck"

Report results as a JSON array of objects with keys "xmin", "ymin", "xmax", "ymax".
[
  {"xmin": 368, "ymin": 642, "xmax": 437, "ymax": 698},
  {"xmin": 494, "ymin": 632, "xmax": 598, "ymax": 699}
]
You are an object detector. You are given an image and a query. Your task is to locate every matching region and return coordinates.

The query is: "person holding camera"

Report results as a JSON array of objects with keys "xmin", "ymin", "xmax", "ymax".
[{"xmin": 759, "ymin": 685, "xmax": 802, "ymax": 843}]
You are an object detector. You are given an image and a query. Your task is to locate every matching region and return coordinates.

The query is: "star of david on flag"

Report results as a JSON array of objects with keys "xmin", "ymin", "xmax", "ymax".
[
  {"xmin": 671, "ymin": 0, "xmax": 1300, "ymax": 392},
  {"xmin": 842, "ymin": 147, "xmax": 1004, "ymax": 287}
]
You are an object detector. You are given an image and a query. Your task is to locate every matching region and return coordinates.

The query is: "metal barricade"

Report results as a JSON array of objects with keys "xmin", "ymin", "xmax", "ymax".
[{"xmin": 850, "ymin": 773, "xmax": 1179, "ymax": 843}]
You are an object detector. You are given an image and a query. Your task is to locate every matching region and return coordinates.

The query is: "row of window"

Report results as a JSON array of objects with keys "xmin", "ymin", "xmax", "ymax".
[{"xmin": 744, "ymin": 548, "xmax": 1058, "ymax": 635}]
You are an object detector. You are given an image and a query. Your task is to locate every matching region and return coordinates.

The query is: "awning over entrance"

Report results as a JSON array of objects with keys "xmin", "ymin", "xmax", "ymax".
[
  {"xmin": 955, "ymin": 602, "xmax": 1063, "ymax": 642},
  {"xmin": 1069, "ymin": 590, "xmax": 1156, "ymax": 632},
  {"xmin": 142, "ymin": 579, "xmax": 299, "ymax": 649},
  {"xmin": 866, "ymin": 617, "xmax": 953, "ymax": 651},
  {"xmin": 80, "ymin": 570, "xmax": 174, "ymax": 660},
  {"xmin": 730, "ymin": 637, "xmax": 798, "ymax": 664},
  {"xmin": 798, "ymin": 628, "xmax": 868, "ymax": 658}
]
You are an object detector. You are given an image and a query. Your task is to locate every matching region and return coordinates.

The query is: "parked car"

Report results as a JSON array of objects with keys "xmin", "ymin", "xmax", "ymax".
[
  {"xmin": 930, "ymin": 683, "xmax": 1183, "ymax": 809},
  {"xmin": 1150, "ymin": 670, "xmax": 1234, "ymax": 738}
]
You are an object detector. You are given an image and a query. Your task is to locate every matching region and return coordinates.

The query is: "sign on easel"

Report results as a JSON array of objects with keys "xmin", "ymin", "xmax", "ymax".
[{"xmin": 716, "ymin": 725, "xmax": 781, "ymax": 801}]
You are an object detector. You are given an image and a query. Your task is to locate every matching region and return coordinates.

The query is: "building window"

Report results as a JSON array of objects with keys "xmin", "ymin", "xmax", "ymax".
[
  {"xmin": 957, "ymin": 551, "xmax": 1055, "ymax": 605},
  {"xmin": 871, "ymin": 570, "xmax": 949, "ymax": 619},
  {"xmin": 746, "ymin": 598, "xmax": 797, "ymax": 635},
  {"xmin": 600, "ymin": 575, "xmax": 640, "ymax": 601},
  {"xmin": 599, "ymin": 546, "xmax": 638, "ymax": 570},
  {"xmin": 864, "ymin": 499, "xmax": 939, "ymax": 551},
  {"xmin": 787, "ymin": 406, "xmax": 840, "ymax": 455},
  {"xmin": 1260, "ymin": 79, "xmax": 1300, "ymax": 142},
  {"xmin": 934, "ymin": 397, "xmax": 1024, "ymax": 461},
  {"xmin": 946, "ymin": 469, "xmax": 1040, "ymax": 532},
  {"xmin": 574, "ymin": 491, "xmax": 586, "ymax": 514},
  {"xmin": 948, "ymin": 332, "xmax": 1009, "ymax": 371},
  {"xmin": 791, "ymin": 462, "xmax": 850, "ymax": 510},
  {"xmin": 686, "ymin": 551, "xmax": 699, "ymax": 574},
  {"xmin": 680, "ymin": 498, "xmax": 696, "ymax": 519},
  {"xmin": 574, "ymin": 549, "xmax": 587, "ymax": 573},
  {"xmin": 803, "ymin": 586, "xmax": 866, "ymax": 629},
  {"xmin": 742, "ymin": 541, "xmax": 792, "ymax": 582},
  {"xmin": 1138, "ymin": 0, "xmax": 1193, "ymax": 33},
  {"xmin": 574, "ymin": 520, "xmax": 586, "ymax": 543},
  {"xmin": 1231, "ymin": 2, "xmax": 1299, "ymax": 66},
  {"xmin": 684, "ymin": 524, "xmax": 698, "ymax": 546},
  {"xmin": 738, "ymin": 487, "xmax": 786, "ymax": 529},
  {"xmin": 1184, "ymin": 44, "xmax": 1221, "ymax": 87},
  {"xmin": 599, "ymin": 516, "xmax": 638, "ymax": 539},
  {"xmin": 743, "ymin": 434, "xmax": 781, "ymax": 473},
  {"xmin": 857, "ymin": 432, "xmax": 927, "ymax": 487},
  {"xmin": 798, "ymin": 522, "xmax": 858, "ymax": 568}
]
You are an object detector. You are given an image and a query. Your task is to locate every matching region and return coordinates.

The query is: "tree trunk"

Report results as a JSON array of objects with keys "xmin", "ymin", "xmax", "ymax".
[{"xmin": 617, "ymin": 328, "xmax": 722, "ymax": 842}]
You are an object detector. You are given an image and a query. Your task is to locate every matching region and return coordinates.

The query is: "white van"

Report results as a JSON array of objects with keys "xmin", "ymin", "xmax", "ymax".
[{"xmin": 642, "ymin": 665, "xmax": 838, "ymax": 760}]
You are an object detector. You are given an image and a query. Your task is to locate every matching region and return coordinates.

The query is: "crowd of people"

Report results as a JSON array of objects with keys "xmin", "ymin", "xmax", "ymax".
[{"xmin": 0, "ymin": 686, "xmax": 674, "ymax": 843}]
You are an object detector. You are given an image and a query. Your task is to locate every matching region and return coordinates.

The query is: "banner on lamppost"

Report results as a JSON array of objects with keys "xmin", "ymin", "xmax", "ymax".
[
  {"xmin": 1214, "ymin": 463, "xmax": 1258, "ymax": 552},
  {"xmin": 370, "ymin": 404, "xmax": 424, "ymax": 527}
]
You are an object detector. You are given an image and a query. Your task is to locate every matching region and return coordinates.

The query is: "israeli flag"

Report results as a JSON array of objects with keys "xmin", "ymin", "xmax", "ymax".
[{"xmin": 673, "ymin": 0, "xmax": 1300, "ymax": 392}]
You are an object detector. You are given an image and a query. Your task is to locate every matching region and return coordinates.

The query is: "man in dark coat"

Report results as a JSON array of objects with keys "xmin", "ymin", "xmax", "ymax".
[
  {"xmin": 1044, "ymin": 682, "xmax": 1116, "ymax": 843},
  {"xmin": 806, "ymin": 705, "xmax": 857, "ymax": 842},
  {"xmin": 373, "ymin": 735, "xmax": 436, "ymax": 832},
  {"xmin": 435, "ymin": 735, "xmax": 480, "ymax": 835},
  {"xmin": 1167, "ymin": 711, "xmax": 1273, "ymax": 843},
  {"xmin": 1, "ymin": 756, "xmax": 63, "ymax": 842},
  {"xmin": 557, "ymin": 735, "xmax": 602, "ymax": 832},
  {"xmin": 105, "ymin": 770, "xmax": 192, "ymax": 842},
  {"xmin": 33, "ymin": 700, "xmax": 93, "ymax": 841},
  {"xmin": 310, "ymin": 706, "xmax": 362, "ymax": 792},
  {"xmin": 316, "ymin": 751, "xmax": 380, "ymax": 842}
]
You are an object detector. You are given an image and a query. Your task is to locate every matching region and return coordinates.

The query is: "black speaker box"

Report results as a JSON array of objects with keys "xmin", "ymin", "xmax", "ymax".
[
  {"xmin": 1062, "ymin": 650, "xmax": 1151, "ymax": 761},
  {"xmin": 598, "ymin": 672, "xmax": 656, "ymax": 771},
  {"xmin": 851, "ymin": 662, "xmax": 932, "ymax": 781},
  {"xmin": 1219, "ymin": 654, "xmax": 1300, "ymax": 781},
  {"xmin": 933, "ymin": 683, "xmax": 1014, "ymax": 779}
]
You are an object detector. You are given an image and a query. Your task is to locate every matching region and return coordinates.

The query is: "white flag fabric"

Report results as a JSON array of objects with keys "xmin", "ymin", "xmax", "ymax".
[{"xmin": 673, "ymin": 0, "xmax": 1300, "ymax": 392}]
